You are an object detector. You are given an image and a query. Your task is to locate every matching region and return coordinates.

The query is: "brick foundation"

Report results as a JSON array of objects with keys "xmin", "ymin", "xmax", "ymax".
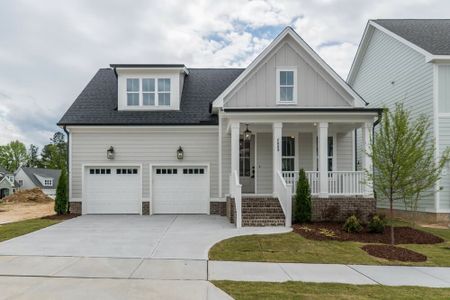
[
  {"xmin": 210, "ymin": 201, "xmax": 226, "ymax": 216},
  {"xmin": 69, "ymin": 201, "xmax": 82, "ymax": 214},
  {"xmin": 311, "ymin": 196, "xmax": 376, "ymax": 222},
  {"xmin": 377, "ymin": 208, "xmax": 449, "ymax": 226},
  {"xmin": 226, "ymin": 197, "xmax": 235, "ymax": 224},
  {"xmin": 142, "ymin": 202, "xmax": 150, "ymax": 215}
]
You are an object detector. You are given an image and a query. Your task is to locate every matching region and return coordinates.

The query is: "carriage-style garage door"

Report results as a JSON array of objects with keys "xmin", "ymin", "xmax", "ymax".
[
  {"xmin": 84, "ymin": 166, "xmax": 141, "ymax": 214},
  {"xmin": 152, "ymin": 166, "xmax": 209, "ymax": 214}
]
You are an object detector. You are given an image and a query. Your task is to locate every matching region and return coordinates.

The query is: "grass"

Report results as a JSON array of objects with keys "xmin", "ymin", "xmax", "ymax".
[
  {"xmin": 209, "ymin": 220, "xmax": 450, "ymax": 266},
  {"xmin": 0, "ymin": 218, "xmax": 61, "ymax": 242},
  {"xmin": 213, "ymin": 281, "xmax": 450, "ymax": 300}
]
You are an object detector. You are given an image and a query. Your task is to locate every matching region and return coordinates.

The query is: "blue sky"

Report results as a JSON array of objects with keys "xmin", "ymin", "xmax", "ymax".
[{"xmin": 0, "ymin": 0, "xmax": 449, "ymax": 148}]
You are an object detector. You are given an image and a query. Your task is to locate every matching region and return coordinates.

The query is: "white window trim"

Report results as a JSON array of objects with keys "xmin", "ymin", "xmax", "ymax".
[
  {"xmin": 313, "ymin": 133, "xmax": 337, "ymax": 172},
  {"xmin": 282, "ymin": 135, "xmax": 296, "ymax": 171},
  {"xmin": 276, "ymin": 67, "xmax": 298, "ymax": 105},
  {"xmin": 126, "ymin": 77, "xmax": 171, "ymax": 108},
  {"xmin": 44, "ymin": 179, "xmax": 53, "ymax": 187}
]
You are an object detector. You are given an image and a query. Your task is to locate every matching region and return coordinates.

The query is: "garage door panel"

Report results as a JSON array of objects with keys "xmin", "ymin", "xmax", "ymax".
[
  {"xmin": 85, "ymin": 167, "xmax": 140, "ymax": 214},
  {"xmin": 152, "ymin": 166, "xmax": 209, "ymax": 214}
]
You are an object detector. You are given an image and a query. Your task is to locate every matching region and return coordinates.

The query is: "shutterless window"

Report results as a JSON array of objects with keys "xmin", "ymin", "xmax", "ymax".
[
  {"xmin": 282, "ymin": 137, "xmax": 295, "ymax": 171},
  {"xmin": 279, "ymin": 70, "xmax": 294, "ymax": 102},
  {"xmin": 142, "ymin": 79, "xmax": 155, "ymax": 106},
  {"xmin": 239, "ymin": 138, "xmax": 251, "ymax": 177},
  {"xmin": 315, "ymin": 136, "xmax": 334, "ymax": 172},
  {"xmin": 127, "ymin": 79, "xmax": 140, "ymax": 106},
  {"xmin": 158, "ymin": 78, "xmax": 171, "ymax": 106}
]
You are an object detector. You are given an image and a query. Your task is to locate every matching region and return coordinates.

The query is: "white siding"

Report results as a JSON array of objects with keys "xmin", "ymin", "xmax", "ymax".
[
  {"xmin": 15, "ymin": 169, "xmax": 36, "ymax": 190},
  {"xmin": 351, "ymin": 28, "xmax": 435, "ymax": 212},
  {"xmin": 298, "ymin": 132, "xmax": 313, "ymax": 171},
  {"xmin": 224, "ymin": 36, "xmax": 353, "ymax": 108},
  {"xmin": 70, "ymin": 127, "xmax": 219, "ymax": 202},
  {"xmin": 438, "ymin": 65, "xmax": 450, "ymax": 212},
  {"xmin": 221, "ymin": 120, "xmax": 231, "ymax": 196},
  {"xmin": 336, "ymin": 132, "xmax": 354, "ymax": 171},
  {"xmin": 256, "ymin": 133, "xmax": 273, "ymax": 194},
  {"xmin": 438, "ymin": 65, "xmax": 450, "ymax": 113}
]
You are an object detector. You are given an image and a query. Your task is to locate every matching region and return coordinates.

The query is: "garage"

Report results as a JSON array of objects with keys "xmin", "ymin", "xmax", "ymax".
[
  {"xmin": 152, "ymin": 165, "xmax": 209, "ymax": 214},
  {"xmin": 84, "ymin": 166, "xmax": 141, "ymax": 214}
]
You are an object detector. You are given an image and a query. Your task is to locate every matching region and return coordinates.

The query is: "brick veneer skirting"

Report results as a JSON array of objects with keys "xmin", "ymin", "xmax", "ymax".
[
  {"xmin": 210, "ymin": 202, "xmax": 227, "ymax": 216},
  {"xmin": 226, "ymin": 197, "xmax": 235, "ymax": 224},
  {"xmin": 69, "ymin": 201, "xmax": 82, "ymax": 214},
  {"xmin": 142, "ymin": 202, "xmax": 150, "ymax": 215},
  {"xmin": 311, "ymin": 197, "xmax": 376, "ymax": 222},
  {"xmin": 377, "ymin": 208, "xmax": 449, "ymax": 225}
]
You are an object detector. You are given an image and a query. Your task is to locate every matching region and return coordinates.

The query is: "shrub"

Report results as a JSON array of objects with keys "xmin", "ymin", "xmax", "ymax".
[
  {"xmin": 294, "ymin": 169, "xmax": 312, "ymax": 223},
  {"xmin": 322, "ymin": 204, "xmax": 340, "ymax": 221},
  {"xmin": 367, "ymin": 215, "xmax": 386, "ymax": 233},
  {"xmin": 343, "ymin": 215, "xmax": 362, "ymax": 233},
  {"xmin": 54, "ymin": 170, "xmax": 68, "ymax": 215}
]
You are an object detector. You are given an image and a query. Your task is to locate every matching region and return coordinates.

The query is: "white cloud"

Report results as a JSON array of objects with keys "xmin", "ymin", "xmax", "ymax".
[{"xmin": 1, "ymin": 0, "xmax": 449, "ymax": 147}]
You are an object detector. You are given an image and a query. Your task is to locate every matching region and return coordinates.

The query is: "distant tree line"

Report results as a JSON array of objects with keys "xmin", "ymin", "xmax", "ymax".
[{"xmin": 0, "ymin": 132, "xmax": 67, "ymax": 173}]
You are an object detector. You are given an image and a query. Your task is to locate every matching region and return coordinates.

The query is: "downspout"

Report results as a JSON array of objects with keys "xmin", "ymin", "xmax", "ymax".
[{"xmin": 63, "ymin": 125, "xmax": 70, "ymax": 213}]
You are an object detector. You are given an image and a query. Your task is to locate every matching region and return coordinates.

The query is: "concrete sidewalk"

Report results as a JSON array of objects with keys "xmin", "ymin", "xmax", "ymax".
[{"xmin": 208, "ymin": 261, "xmax": 450, "ymax": 288}]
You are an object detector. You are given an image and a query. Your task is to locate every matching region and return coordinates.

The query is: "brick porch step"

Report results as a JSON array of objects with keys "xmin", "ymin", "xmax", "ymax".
[{"xmin": 241, "ymin": 196, "xmax": 285, "ymax": 227}]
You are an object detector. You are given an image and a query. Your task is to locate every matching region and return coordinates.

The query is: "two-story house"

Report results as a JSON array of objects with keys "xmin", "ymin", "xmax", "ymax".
[
  {"xmin": 59, "ymin": 27, "xmax": 382, "ymax": 227},
  {"xmin": 348, "ymin": 19, "xmax": 450, "ymax": 223}
]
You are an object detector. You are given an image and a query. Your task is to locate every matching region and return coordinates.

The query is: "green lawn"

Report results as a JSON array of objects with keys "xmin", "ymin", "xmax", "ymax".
[
  {"xmin": 213, "ymin": 281, "xmax": 450, "ymax": 300},
  {"xmin": 209, "ymin": 221, "xmax": 450, "ymax": 266},
  {"xmin": 0, "ymin": 218, "xmax": 61, "ymax": 242}
]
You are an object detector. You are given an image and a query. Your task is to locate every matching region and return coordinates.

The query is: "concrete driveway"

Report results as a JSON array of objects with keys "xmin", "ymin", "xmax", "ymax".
[{"xmin": 0, "ymin": 215, "xmax": 290, "ymax": 259}]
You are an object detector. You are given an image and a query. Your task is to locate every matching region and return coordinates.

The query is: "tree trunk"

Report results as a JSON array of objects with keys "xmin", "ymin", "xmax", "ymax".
[{"xmin": 390, "ymin": 200, "xmax": 395, "ymax": 245}]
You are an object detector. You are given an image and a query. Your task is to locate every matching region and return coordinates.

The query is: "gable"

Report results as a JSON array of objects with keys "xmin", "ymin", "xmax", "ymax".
[{"xmin": 220, "ymin": 29, "xmax": 363, "ymax": 109}]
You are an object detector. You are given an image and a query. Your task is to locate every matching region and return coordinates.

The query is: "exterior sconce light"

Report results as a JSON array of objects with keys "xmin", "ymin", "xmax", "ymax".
[
  {"xmin": 177, "ymin": 146, "xmax": 184, "ymax": 160},
  {"xmin": 106, "ymin": 146, "xmax": 115, "ymax": 160},
  {"xmin": 244, "ymin": 124, "xmax": 252, "ymax": 140}
]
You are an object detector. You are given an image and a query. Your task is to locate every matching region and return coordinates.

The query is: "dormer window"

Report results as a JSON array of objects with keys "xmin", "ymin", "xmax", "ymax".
[
  {"xmin": 143, "ymin": 79, "xmax": 155, "ymax": 106},
  {"xmin": 44, "ymin": 179, "xmax": 53, "ymax": 187},
  {"xmin": 126, "ymin": 78, "xmax": 171, "ymax": 107},
  {"xmin": 276, "ymin": 67, "xmax": 297, "ymax": 104},
  {"xmin": 126, "ymin": 79, "xmax": 140, "ymax": 106},
  {"xmin": 158, "ymin": 79, "xmax": 171, "ymax": 106}
]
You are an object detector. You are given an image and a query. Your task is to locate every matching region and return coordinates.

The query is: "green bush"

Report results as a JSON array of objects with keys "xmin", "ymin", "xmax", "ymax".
[
  {"xmin": 294, "ymin": 169, "xmax": 312, "ymax": 223},
  {"xmin": 342, "ymin": 215, "xmax": 362, "ymax": 233},
  {"xmin": 367, "ymin": 215, "xmax": 386, "ymax": 233},
  {"xmin": 54, "ymin": 170, "xmax": 68, "ymax": 215}
]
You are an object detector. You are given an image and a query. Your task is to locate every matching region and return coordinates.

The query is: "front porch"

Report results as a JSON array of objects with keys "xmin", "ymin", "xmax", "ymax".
[{"xmin": 222, "ymin": 111, "xmax": 378, "ymax": 228}]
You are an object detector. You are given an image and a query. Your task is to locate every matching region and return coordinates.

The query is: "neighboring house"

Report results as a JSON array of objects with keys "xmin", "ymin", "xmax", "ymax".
[
  {"xmin": 0, "ymin": 166, "xmax": 18, "ymax": 199},
  {"xmin": 15, "ymin": 167, "xmax": 61, "ymax": 198},
  {"xmin": 58, "ymin": 27, "xmax": 381, "ymax": 227},
  {"xmin": 348, "ymin": 19, "xmax": 450, "ymax": 222}
]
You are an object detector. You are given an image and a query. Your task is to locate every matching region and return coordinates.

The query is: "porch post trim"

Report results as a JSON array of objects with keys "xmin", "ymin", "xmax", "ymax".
[
  {"xmin": 318, "ymin": 122, "xmax": 328, "ymax": 198},
  {"xmin": 230, "ymin": 122, "xmax": 240, "ymax": 178},
  {"xmin": 272, "ymin": 122, "xmax": 283, "ymax": 194},
  {"xmin": 362, "ymin": 122, "xmax": 373, "ymax": 197}
]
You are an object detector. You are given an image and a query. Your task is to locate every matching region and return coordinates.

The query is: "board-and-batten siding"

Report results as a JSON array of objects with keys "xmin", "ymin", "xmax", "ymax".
[
  {"xmin": 298, "ymin": 132, "xmax": 313, "ymax": 171},
  {"xmin": 224, "ymin": 36, "xmax": 353, "ymax": 108},
  {"xmin": 256, "ymin": 133, "xmax": 273, "ymax": 194},
  {"xmin": 351, "ymin": 28, "xmax": 435, "ymax": 212},
  {"xmin": 70, "ymin": 128, "xmax": 219, "ymax": 201}
]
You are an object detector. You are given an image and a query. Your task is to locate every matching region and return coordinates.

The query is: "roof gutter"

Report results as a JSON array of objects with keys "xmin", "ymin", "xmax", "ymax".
[{"xmin": 62, "ymin": 125, "xmax": 70, "ymax": 211}]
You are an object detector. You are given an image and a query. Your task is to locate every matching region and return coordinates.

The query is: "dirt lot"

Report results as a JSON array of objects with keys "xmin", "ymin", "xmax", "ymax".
[{"xmin": 0, "ymin": 189, "xmax": 55, "ymax": 224}]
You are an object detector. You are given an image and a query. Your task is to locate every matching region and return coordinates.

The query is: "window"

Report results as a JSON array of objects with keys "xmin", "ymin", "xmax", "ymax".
[
  {"xmin": 89, "ymin": 168, "xmax": 111, "ymax": 175},
  {"xmin": 126, "ymin": 79, "xmax": 140, "ymax": 106},
  {"xmin": 239, "ymin": 138, "xmax": 251, "ymax": 177},
  {"xmin": 116, "ymin": 168, "xmax": 138, "ymax": 175},
  {"xmin": 142, "ymin": 78, "xmax": 155, "ymax": 106},
  {"xmin": 315, "ymin": 136, "xmax": 334, "ymax": 172},
  {"xmin": 44, "ymin": 179, "xmax": 53, "ymax": 186},
  {"xmin": 282, "ymin": 137, "xmax": 295, "ymax": 171},
  {"xmin": 18, "ymin": 180, "xmax": 23, "ymax": 186},
  {"xmin": 277, "ymin": 68, "xmax": 296, "ymax": 103},
  {"xmin": 158, "ymin": 78, "xmax": 170, "ymax": 106},
  {"xmin": 182, "ymin": 168, "xmax": 205, "ymax": 175}
]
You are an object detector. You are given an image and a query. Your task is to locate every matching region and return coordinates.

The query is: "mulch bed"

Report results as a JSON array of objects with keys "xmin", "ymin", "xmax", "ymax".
[
  {"xmin": 42, "ymin": 213, "xmax": 80, "ymax": 221},
  {"xmin": 361, "ymin": 245, "xmax": 427, "ymax": 262},
  {"xmin": 293, "ymin": 222, "xmax": 444, "ymax": 245}
]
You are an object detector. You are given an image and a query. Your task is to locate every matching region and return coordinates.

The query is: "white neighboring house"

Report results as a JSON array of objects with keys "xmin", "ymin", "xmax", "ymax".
[
  {"xmin": 58, "ymin": 27, "xmax": 382, "ymax": 227},
  {"xmin": 15, "ymin": 167, "xmax": 61, "ymax": 198},
  {"xmin": 348, "ymin": 19, "xmax": 450, "ymax": 222}
]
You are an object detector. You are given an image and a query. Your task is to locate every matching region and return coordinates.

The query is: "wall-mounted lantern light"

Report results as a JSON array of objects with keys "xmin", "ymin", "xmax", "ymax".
[
  {"xmin": 177, "ymin": 146, "xmax": 184, "ymax": 160},
  {"xmin": 244, "ymin": 124, "xmax": 252, "ymax": 140},
  {"xmin": 106, "ymin": 146, "xmax": 115, "ymax": 160}
]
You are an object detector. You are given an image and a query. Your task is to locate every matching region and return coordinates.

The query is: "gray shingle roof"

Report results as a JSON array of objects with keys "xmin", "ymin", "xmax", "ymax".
[
  {"xmin": 20, "ymin": 167, "xmax": 61, "ymax": 189},
  {"xmin": 58, "ymin": 68, "xmax": 244, "ymax": 126},
  {"xmin": 373, "ymin": 19, "xmax": 450, "ymax": 55}
]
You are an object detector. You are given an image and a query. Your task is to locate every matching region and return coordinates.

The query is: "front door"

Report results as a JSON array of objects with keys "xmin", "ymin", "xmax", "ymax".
[{"xmin": 240, "ymin": 135, "xmax": 255, "ymax": 193}]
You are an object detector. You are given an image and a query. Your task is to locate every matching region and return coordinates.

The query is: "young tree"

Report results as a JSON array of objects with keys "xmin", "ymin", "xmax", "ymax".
[
  {"xmin": 294, "ymin": 169, "xmax": 312, "ymax": 223},
  {"xmin": 54, "ymin": 170, "xmax": 68, "ymax": 215},
  {"xmin": 368, "ymin": 103, "xmax": 449, "ymax": 243},
  {"xmin": 26, "ymin": 144, "xmax": 40, "ymax": 167},
  {"xmin": 0, "ymin": 140, "xmax": 29, "ymax": 172}
]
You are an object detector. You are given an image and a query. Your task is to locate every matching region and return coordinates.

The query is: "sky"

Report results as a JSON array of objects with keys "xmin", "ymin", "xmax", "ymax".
[{"xmin": 0, "ymin": 0, "xmax": 449, "ymax": 149}]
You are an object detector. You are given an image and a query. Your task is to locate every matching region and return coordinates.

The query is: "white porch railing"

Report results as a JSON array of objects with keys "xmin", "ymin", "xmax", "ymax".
[
  {"xmin": 282, "ymin": 171, "xmax": 365, "ymax": 196},
  {"xmin": 274, "ymin": 171, "xmax": 292, "ymax": 227},
  {"xmin": 229, "ymin": 170, "xmax": 242, "ymax": 228}
]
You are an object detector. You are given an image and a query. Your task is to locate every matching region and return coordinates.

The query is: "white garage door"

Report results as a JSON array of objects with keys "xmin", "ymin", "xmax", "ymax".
[
  {"xmin": 152, "ymin": 166, "xmax": 209, "ymax": 214},
  {"xmin": 85, "ymin": 167, "xmax": 140, "ymax": 214}
]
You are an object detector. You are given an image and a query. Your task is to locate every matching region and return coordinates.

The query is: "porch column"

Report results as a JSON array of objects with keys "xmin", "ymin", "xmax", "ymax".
[
  {"xmin": 272, "ymin": 122, "xmax": 282, "ymax": 193},
  {"xmin": 362, "ymin": 122, "xmax": 373, "ymax": 197},
  {"xmin": 318, "ymin": 122, "xmax": 328, "ymax": 198},
  {"xmin": 230, "ymin": 122, "xmax": 240, "ymax": 176}
]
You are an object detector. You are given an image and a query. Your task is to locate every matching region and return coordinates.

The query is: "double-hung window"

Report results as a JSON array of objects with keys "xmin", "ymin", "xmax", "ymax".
[
  {"xmin": 315, "ymin": 136, "xmax": 334, "ymax": 172},
  {"xmin": 142, "ymin": 79, "xmax": 155, "ymax": 106},
  {"xmin": 158, "ymin": 78, "xmax": 171, "ymax": 106},
  {"xmin": 44, "ymin": 179, "xmax": 53, "ymax": 186},
  {"xmin": 282, "ymin": 137, "xmax": 295, "ymax": 171},
  {"xmin": 126, "ymin": 79, "xmax": 140, "ymax": 106},
  {"xmin": 277, "ymin": 68, "xmax": 297, "ymax": 104}
]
